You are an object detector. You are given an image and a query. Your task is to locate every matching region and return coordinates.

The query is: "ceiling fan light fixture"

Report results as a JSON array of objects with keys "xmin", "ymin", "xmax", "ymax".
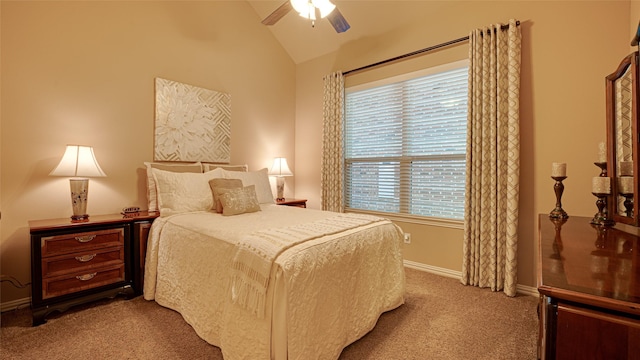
[
  {"xmin": 306, "ymin": 2, "xmax": 316, "ymax": 20},
  {"xmin": 291, "ymin": 0, "xmax": 310, "ymax": 17},
  {"xmin": 313, "ymin": 0, "xmax": 336, "ymax": 18},
  {"xmin": 290, "ymin": 0, "xmax": 335, "ymax": 20},
  {"xmin": 264, "ymin": 0, "xmax": 348, "ymax": 33}
]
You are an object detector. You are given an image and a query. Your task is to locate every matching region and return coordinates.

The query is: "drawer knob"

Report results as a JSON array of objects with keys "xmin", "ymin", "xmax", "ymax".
[
  {"xmin": 76, "ymin": 273, "xmax": 97, "ymax": 281},
  {"xmin": 75, "ymin": 235, "xmax": 96, "ymax": 243},
  {"xmin": 75, "ymin": 254, "xmax": 97, "ymax": 262}
]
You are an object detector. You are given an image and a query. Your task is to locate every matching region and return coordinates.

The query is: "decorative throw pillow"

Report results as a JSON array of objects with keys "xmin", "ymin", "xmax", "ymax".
[
  {"xmin": 208, "ymin": 178, "xmax": 243, "ymax": 213},
  {"xmin": 144, "ymin": 162, "xmax": 202, "ymax": 212},
  {"xmin": 222, "ymin": 168, "xmax": 274, "ymax": 204},
  {"xmin": 217, "ymin": 185, "xmax": 261, "ymax": 216},
  {"xmin": 152, "ymin": 167, "xmax": 223, "ymax": 216}
]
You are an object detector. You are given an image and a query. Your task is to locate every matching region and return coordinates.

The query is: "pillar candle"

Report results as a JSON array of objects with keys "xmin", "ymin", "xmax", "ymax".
[
  {"xmin": 619, "ymin": 176, "xmax": 634, "ymax": 194},
  {"xmin": 598, "ymin": 142, "xmax": 607, "ymax": 163},
  {"xmin": 551, "ymin": 162, "xmax": 566, "ymax": 177},
  {"xmin": 592, "ymin": 176, "xmax": 611, "ymax": 194},
  {"xmin": 620, "ymin": 161, "xmax": 634, "ymax": 176}
]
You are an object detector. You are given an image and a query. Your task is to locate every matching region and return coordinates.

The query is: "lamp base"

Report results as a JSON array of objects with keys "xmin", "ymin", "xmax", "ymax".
[
  {"xmin": 275, "ymin": 176, "xmax": 286, "ymax": 201},
  {"xmin": 69, "ymin": 178, "xmax": 90, "ymax": 221}
]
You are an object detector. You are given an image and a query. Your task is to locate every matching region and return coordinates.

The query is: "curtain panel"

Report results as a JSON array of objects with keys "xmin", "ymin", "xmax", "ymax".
[
  {"xmin": 461, "ymin": 19, "xmax": 521, "ymax": 296},
  {"xmin": 321, "ymin": 71, "xmax": 345, "ymax": 212}
]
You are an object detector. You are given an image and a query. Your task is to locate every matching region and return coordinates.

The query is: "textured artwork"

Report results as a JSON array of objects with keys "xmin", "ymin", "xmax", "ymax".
[{"xmin": 155, "ymin": 78, "xmax": 231, "ymax": 162}]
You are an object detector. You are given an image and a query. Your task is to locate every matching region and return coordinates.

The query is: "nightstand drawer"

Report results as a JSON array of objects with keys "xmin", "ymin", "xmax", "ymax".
[
  {"xmin": 41, "ymin": 228, "xmax": 124, "ymax": 257},
  {"xmin": 42, "ymin": 246, "xmax": 125, "ymax": 278},
  {"xmin": 42, "ymin": 263, "xmax": 125, "ymax": 299}
]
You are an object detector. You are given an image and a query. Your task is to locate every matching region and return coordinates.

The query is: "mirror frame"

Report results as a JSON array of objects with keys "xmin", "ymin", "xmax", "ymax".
[{"xmin": 607, "ymin": 51, "xmax": 639, "ymax": 226}]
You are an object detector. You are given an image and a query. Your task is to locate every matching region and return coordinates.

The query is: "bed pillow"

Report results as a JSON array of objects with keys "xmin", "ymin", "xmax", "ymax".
[
  {"xmin": 144, "ymin": 162, "xmax": 202, "ymax": 212},
  {"xmin": 152, "ymin": 167, "xmax": 223, "ymax": 216},
  {"xmin": 222, "ymin": 168, "xmax": 274, "ymax": 204},
  {"xmin": 208, "ymin": 178, "xmax": 243, "ymax": 213},
  {"xmin": 202, "ymin": 163, "xmax": 249, "ymax": 173},
  {"xmin": 217, "ymin": 185, "xmax": 261, "ymax": 216}
]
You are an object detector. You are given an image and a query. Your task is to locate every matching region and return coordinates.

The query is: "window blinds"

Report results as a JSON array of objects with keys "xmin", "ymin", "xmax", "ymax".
[{"xmin": 344, "ymin": 65, "xmax": 468, "ymax": 220}]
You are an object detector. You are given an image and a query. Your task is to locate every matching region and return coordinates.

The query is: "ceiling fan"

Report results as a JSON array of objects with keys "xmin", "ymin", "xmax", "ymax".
[{"xmin": 261, "ymin": 0, "xmax": 350, "ymax": 33}]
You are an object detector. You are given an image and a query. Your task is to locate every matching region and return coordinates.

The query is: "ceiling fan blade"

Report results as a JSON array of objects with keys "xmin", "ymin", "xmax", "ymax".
[
  {"xmin": 262, "ymin": 1, "xmax": 293, "ymax": 26},
  {"xmin": 327, "ymin": 8, "xmax": 350, "ymax": 33}
]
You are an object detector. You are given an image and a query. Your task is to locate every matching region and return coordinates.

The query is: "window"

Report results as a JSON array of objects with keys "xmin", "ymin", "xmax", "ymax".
[{"xmin": 344, "ymin": 60, "xmax": 468, "ymax": 221}]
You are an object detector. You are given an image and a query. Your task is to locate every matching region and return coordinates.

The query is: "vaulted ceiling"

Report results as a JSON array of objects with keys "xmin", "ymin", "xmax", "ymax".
[{"xmin": 247, "ymin": 1, "xmax": 448, "ymax": 64}]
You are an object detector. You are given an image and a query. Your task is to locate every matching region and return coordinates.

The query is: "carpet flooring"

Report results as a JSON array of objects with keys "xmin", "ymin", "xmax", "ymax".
[{"xmin": 1, "ymin": 268, "xmax": 539, "ymax": 359}]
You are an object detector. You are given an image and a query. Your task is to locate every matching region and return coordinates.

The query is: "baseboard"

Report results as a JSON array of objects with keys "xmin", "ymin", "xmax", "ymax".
[
  {"xmin": 1, "ymin": 296, "xmax": 31, "ymax": 313},
  {"xmin": 404, "ymin": 259, "xmax": 462, "ymax": 279},
  {"xmin": 516, "ymin": 284, "xmax": 539, "ymax": 297},
  {"xmin": 403, "ymin": 260, "xmax": 538, "ymax": 297}
]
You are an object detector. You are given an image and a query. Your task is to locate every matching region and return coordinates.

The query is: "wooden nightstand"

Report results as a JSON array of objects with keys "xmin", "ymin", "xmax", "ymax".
[
  {"xmin": 276, "ymin": 198, "xmax": 307, "ymax": 208},
  {"xmin": 28, "ymin": 211, "xmax": 158, "ymax": 325}
]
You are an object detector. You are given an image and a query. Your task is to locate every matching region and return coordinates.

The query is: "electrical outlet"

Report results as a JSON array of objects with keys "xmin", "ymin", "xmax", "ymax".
[{"xmin": 403, "ymin": 233, "xmax": 411, "ymax": 244}]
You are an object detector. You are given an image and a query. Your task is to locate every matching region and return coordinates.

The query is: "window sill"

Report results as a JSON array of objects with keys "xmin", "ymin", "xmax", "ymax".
[{"xmin": 344, "ymin": 209, "xmax": 464, "ymax": 230}]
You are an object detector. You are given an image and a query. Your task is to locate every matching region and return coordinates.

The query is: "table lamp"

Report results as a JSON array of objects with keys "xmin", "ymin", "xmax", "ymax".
[
  {"xmin": 50, "ymin": 145, "xmax": 106, "ymax": 221},
  {"xmin": 268, "ymin": 157, "xmax": 293, "ymax": 201}
]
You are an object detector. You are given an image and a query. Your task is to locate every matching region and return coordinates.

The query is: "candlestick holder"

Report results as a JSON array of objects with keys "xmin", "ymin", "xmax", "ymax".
[
  {"xmin": 590, "ymin": 223, "xmax": 608, "ymax": 249},
  {"xmin": 590, "ymin": 192, "xmax": 615, "ymax": 226},
  {"xmin": 594, "ymin": 162, "xmax": 607, "ymax": 177},
  {"xmin": 549, "ymin": 176, "xmax": 569, "ymax": 219},
  {"xmin": 550, "ymin": 217, "xmax": 566, "ymax": 260},
  {"xmin": 620, "ymin": 192, "xmax": 634, "ymax": 217},
  {"xmin": 595, "ymin": 228, "xmax": 607, "ymax": 248}
]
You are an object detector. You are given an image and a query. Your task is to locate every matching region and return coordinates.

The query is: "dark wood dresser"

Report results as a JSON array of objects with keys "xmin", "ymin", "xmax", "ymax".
[{"xmin": 537, "ymin": 214, "xmax": 640, "ymax": 359}]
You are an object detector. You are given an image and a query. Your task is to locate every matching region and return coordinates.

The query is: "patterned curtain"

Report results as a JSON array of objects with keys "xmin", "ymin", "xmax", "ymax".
[
  {"xmin": 321, "ymin": 71, "xmax": 345, "ymax": 212},
  {"xmin": 461, "ymin": 19, "xmax": 521, "ymax": 296}
]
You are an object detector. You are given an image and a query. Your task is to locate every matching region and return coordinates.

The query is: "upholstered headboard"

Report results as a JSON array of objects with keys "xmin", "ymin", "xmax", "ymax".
[{"xmin": 144, "ymin": 162, "xmax": 248, "ymax": 212}]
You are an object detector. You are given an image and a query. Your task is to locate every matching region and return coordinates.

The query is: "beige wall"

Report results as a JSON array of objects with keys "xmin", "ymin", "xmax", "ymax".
[
  {"xmin": 295, "ymin": 1, "xmax": 635, "ymax": 288},
  {"xmin": 0, "ymin": 1, "xmax": 296, "ymax": 304},
  {"xmin": 632, "ymin": 2, "xmax": 639, "ymax": 52},
  {"xmin": 1, "ymin": 1, "xmax": 637, "ymax": 306}
]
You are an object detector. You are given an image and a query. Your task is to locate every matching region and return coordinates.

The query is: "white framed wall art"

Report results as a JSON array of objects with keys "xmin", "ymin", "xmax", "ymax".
[{"xmin": 154, "ymin": 77, "xmax": 231, "ymax": 163}]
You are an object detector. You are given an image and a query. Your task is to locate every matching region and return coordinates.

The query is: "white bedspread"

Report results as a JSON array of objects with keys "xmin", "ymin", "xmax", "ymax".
[{"xmin": 144, "ymin": 204, "xmax": 406, "ymax": 360}]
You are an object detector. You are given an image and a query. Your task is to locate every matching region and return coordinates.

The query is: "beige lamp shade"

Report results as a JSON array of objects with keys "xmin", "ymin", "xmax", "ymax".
[
  {"xmin": 50, "ymin": 145, "xmax": 106, "ymax": 177},
  {"xmin": 50, "ymin": 145, "xmax": 106, "ymax": 221},
  {"xmin": 268, "ymin": 157, "xmax": 293, "ymax": 177}
]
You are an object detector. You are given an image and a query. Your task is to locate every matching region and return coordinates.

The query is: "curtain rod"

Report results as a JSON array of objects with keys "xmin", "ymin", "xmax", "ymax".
[{"xmin": 343, "ymin": 21, "xmax": 520, "ymax": 76}]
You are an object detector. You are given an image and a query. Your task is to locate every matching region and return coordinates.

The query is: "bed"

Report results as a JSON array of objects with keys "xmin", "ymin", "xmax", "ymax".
[{"xmin": 142, "ymin": 163, "xmax": 406, "ymax": 360}]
